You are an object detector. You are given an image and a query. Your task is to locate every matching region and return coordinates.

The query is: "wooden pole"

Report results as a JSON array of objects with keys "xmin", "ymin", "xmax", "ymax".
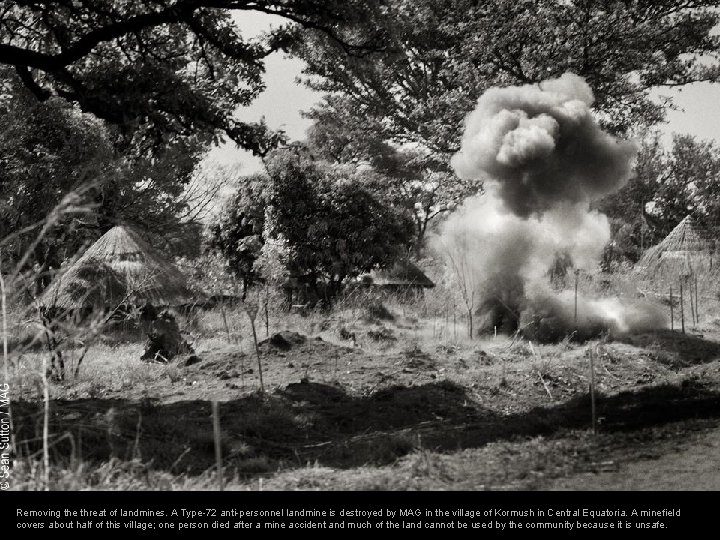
[
  {"xmin": 264, "ymin": 283, "xmax": 270, "ymax": 337},
  {"xmin": 680, "ymin": 280, "xmax": 685, "ymax": 334},
  {"xmin": 669, "ymin": 286, "xmax": 674, "ymax": 331},
  {"xmin": 590, "ymin": 350, "xmax": 597, "ymax": 435},
  {"xmin": 211, "ymin": 401, "xmax": 224, "ymax": 491},
  {"xmin": 695, "ymin": 274, "xmax": 700, "ymax": 325},
  {"xmin": 689, "ymin": 277, "xmax": 695, "ymax": 327},
  {"xmin": 574, "ymin": 269, "xmax": 580, "ymax": 326},
  {"xmin": 252, "ymin": 320, "xmax": 264, "ymax": 392},
  {"xmin": 219, "ymin": 300, "xmax": 231, "ymax": 342}
]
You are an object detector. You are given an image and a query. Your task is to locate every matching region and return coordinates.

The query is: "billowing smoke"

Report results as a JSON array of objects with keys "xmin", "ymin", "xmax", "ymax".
[
  {"xmin": 451, "ymin": 73, "xmax": 637, "ymax": 217},
  {"xmin": 437, "ymin": 73, "xmax": 666, "ymax": 341}
]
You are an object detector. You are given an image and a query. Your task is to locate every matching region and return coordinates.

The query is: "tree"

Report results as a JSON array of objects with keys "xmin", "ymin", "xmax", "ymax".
[
  {"xmin": 0, "ymin": 72, "xmax": 111, "ymax": 274},
  {"xmin": 0, "ymin": 69, "xmax": 215, "ymax": 275},
  {"xmin": 438, "ymin": 229, "xmax": 479, "ymax": 339},
  {"xmin": 212, "ymin": 147, "xmax": 414, "ymax": 301},
  {"xmin": 306, "ymin": 109, "xmax": 482, "ymax": 255},
  {"xmin": 0, "ymin": 0, "xmax": 388, "ymax": 154},
  {"xmin": 653, "ymin": 134, "xmax": 720, "ymax": 235},
  {"xmin": 598, "ymin": 132, "xmax": 720, "ymax": 265},
  {"xmin": 297, "ymin": 0, "xmax": 720, "ymax": 155},
  {"xmin": 597, "ymin": 134, "xmax": 668, "ymax": 264},
  {"xmin": 208, "ymin": 174, "xmax": 269, "ymax": 297},
  {"xmin": 265, "ymin": 148, "xmax": 414, "ymax": 297}
]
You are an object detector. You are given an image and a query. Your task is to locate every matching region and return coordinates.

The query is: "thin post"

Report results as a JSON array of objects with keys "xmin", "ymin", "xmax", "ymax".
[
  {"xmin": 689, "ymin": 276, "xmax": 695, "ymax": 327},
  {"xmin": 264, "ymin": 283, "xmax": 270, "ymax": 337},
  {"xmin": 574, "ymin": 269, "xmax": 580, "ymax": 326},
  {"xmin": 249, "ymin": 316, "xmax": 264, "ymax": 392},
  {"xmin": 219, "ymin": 300, "xmax": 231, "ymax": 342},
  {"xmin": 680, "ymin": 280, "xmax": 685, "ymax": 334},
  {"xmin": 589, "ymin": 346, "xmax": 597, "ymax": 435},
  {"xmin": 444, "ymin": 308, "xmax": 449, "ymax": 340},
  {"xmin": 211, "ymin": 401, "xmax": 224, "ymax": 491},
  {"xmin": 669, "ymin": 286, "xmax": 674, "ymax": 331},
  {"xmin": 695, "ymin": 274, "xmax": 700, "ymax": 325},
  {"xmin": 244, "ymin": 303, "xmax": 264, "ymax": 393}
]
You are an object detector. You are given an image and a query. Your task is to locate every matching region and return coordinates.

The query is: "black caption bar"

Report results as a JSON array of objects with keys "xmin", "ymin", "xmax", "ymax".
[{"xmin": 3, "ymin": 491, "xmax": 714, "ymax": 536}]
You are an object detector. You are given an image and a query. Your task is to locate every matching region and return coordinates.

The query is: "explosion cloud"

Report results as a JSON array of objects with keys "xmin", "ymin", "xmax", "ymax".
[
  {"xmin": 438, "ymin": 73, "xmax": 666, "ymax": 341},
  {"xmin": 451, "ymin": 73, "xmax": 637, "ymax": 217}
]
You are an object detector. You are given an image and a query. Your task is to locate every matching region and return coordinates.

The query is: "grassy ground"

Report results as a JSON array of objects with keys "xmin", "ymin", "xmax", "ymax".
[{"xmin": 8, "ymin": 294, "xmax": 720, "ymax": 490}]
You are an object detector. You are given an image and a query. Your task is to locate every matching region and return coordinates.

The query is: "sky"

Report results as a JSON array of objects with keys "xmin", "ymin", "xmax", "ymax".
[{"xmin": 205, "ymin": 11, "xmax": 720, "ymax": 177}]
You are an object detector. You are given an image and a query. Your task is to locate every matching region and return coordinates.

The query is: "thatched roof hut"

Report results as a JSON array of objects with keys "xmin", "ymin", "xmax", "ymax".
[
  {"xmin": 40, "ymin": 225, "xmax": 196, "ymax": 309},
  {"xmin": 359, "ymin": 259, "xmax": 435, "ymax": 289},
  {"xmin": 635, "ymin": 215, "xmax": 716, "ymax": 283}
]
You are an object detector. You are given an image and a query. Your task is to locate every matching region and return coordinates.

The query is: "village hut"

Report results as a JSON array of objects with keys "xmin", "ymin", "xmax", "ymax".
[
  {"xmin": 40, "ymin": 225, "xmax": 196, "ymax": 311},
  {"xmin": 358, "ymin": 259, "xmax": 435, "ymax": 297},
  {"xmin": 635, "ymin": 215, "xmax": 717, "ymax": 285}
]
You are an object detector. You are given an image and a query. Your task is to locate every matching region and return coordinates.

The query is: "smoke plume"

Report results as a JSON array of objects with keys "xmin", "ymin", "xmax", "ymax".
[
  {"xmin": 438, "ymin": 73, "xmax": 666, "ymax": 341},
  {"xmin": 451, "ymin": 73, "xmax": 637, "ymax": 217}
]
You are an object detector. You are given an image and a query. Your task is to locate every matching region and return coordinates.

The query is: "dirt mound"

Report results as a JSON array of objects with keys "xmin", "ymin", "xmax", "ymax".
[
  {"xmin": 259, "ymin": 331, "xmax": 307, "ymax": 351},
  {"xmin": 184, "ymin": 333, "xmax": 366, "ymax": 391},
  {"xmin": 280, "ymin": 380, "xmax": 348, "ymax": 403},
  {"xmin": 612, "ymin": 330, "xmax": 720, "ymax": 369}
]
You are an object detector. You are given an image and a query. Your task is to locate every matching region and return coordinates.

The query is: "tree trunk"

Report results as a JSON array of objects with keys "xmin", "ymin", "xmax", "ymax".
[{"xmin": 467, "ymin": 308, "xmax": 473, "ymax": 339}]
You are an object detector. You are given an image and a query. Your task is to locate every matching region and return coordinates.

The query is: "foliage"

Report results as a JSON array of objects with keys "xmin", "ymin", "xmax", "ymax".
[
  {"xmin": 265, "ymin": 148, "xmax": 414, "ymax": 291},
  {"xmin": 208, "ymin": 174, "xmax": 269, "ymax": 295},
  {"xmin": 0, "ymin": 0, "xmax": 387, "ymax": 154},
  {"xmin": 176, "ymin": 251, "xmax": 238, "ymax": 298},
  {"xmin": 652, "ymin": 134, "xmax": 720, "ymax": 236},
  {"xmin": 0, "ymin": 72, "xmax": 111, "ymax": 273},
  {"xmin": 297, "ymin": 0, "xmax": 720, "ymax": 155},
  {"xmin": 306, "ymin": 110, "xmax": 482, "ymax": 254},
  {"xmin": 0, "ymin": 71, "xmax": 213, "ymax": 274},
  {"xmin": 598, "ymin": 133, "xmax": 720, "ymax": 266},
  {"xmin": 211, "ymin": 148, "xmax": 414, "ymax": 297}
]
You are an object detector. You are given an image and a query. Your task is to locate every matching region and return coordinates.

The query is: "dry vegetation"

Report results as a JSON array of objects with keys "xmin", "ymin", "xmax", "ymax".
[{"xmin": 7, "ymin": 277, "xmax": 720, "ymax": 491}]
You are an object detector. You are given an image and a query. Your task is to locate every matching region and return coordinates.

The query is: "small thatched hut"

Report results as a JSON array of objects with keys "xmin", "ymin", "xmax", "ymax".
[
  {"xmin": 635, "ymin": 215, "xmax": 716, "ymax": 285},
  {"xmin": 358, "ymin": 259, "xmax": 435, "ymax": 292},
  {"xmin": 40, "ymin": 225, "xmax": 196, "ymax": 311}
]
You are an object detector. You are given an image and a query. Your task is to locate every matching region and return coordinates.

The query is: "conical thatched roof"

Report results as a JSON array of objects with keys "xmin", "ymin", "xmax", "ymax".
[
  {"xmin": 635, "ymin": 215, "xmax": 716, "ymax": 282},
  {"xmin": 361, "ymin": 259, "xmax": 435, "ymax": 288},
  {"xmin": 40, "ymin": 225, "xmax": 196, "ymax": 309}
]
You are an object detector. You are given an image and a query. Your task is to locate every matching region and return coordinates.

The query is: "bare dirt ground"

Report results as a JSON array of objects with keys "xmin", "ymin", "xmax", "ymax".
[
  {"xmin": 10, "ymin": 313, "xmax": 720, "ymax": 490},
  {"xmin": 549, "ymin": 424, "xmax": 720, "ymax": 490}
]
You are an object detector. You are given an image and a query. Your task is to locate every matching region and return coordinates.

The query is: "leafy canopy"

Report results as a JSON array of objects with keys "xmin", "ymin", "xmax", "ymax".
[
  {"xmin": 298, "ymin": 0, "xmax": 720, "ymax": 154},
  {"xmin": 0, "ymin": 69, "xmax": 210, "ymax": 272},
  {"xmin": 210, "ymin": 147, "xmax": 414, "ymax": 292},
  {"xmin": 598, "ymin": 133, "xmax": 720, "ymax": 266},
  {"xmin": 0, "ymin": 0, "xmax": 388, "ymax": 154}
]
